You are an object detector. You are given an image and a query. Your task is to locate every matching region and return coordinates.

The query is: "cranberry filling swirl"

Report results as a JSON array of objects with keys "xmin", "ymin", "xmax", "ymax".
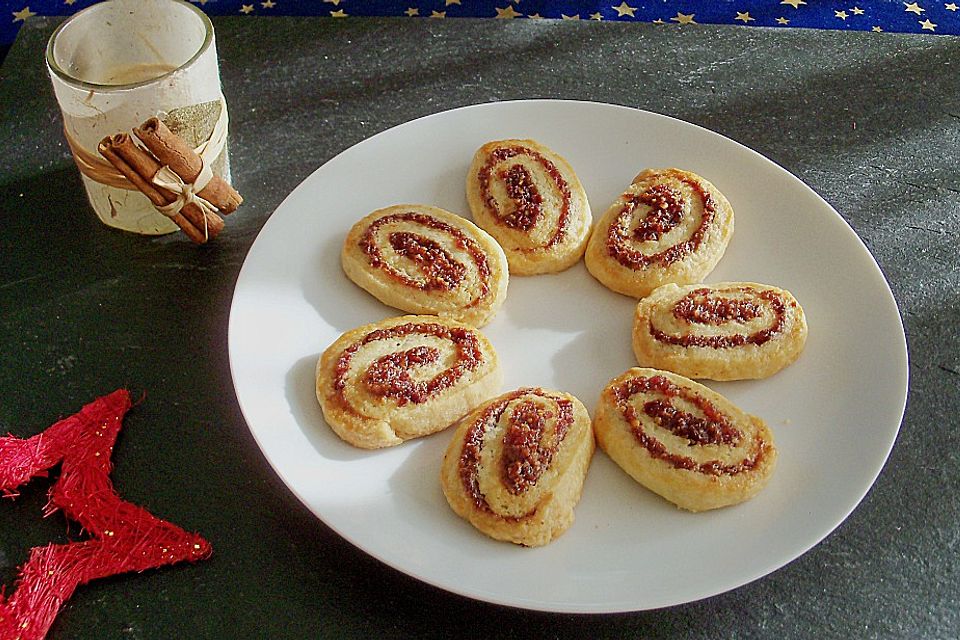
[
  {"xmin": 458, "ymin": 388, "xmax": 575, "ymax": 516},
  {"xmin": 650, "ymin": 286, "xmax": 788, "ymax": 349},
  {"xmin": 359, "ymin": 212, "xmax": 492, "ymax": 308},
  {"xmin": 476, "ymin": 145, "xmax": 573, "ymax": 251},
  {"xmin": 333, "ymin": 321, "xmax": 484, "ymax": 412},
  {"xmin": 610, "ymin": 374, "xmax": 767, "ymax": 476},
  {"xmin": 606, "ymin": 175, "xmax": 717, "ymax": 269}
]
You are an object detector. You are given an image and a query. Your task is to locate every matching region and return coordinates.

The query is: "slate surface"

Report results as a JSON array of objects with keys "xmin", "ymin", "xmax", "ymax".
[{"xmin": 0, "ymin": 17, "xmax": 957, "ymax": 639}]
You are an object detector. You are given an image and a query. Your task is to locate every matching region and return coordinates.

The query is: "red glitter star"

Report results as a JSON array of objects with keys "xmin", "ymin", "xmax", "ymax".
[{"xmin": 0, "ymin": 390, "xmax": 211, "ymax": 640}]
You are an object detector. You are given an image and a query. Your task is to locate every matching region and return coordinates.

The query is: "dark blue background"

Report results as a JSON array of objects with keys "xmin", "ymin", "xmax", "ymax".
[{"xmin": 4, "ymin": 0, "xmax": 958, "ymax": 52}]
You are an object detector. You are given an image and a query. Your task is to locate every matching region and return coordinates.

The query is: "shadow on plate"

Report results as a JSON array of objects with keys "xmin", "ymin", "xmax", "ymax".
[
  {"xmin": 385, "ymin": 432, "xmax": 454, "ymax": 527},
  {"xmin": 546, "ymin": 304, "xmax": 636, "ymax": 404},
  {"xmin": 300, "ymin": 231, "xmax": 393, "ymax": 333},
  {"xmin": 502, "ymin": 262, "xmax": 631, "ymax": 333},
  {"xmin": 284, "ymin": 352, "xmax": 382, "ymax": 462}
]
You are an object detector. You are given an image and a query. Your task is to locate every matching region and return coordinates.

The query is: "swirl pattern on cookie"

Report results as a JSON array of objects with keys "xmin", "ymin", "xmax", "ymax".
[
  {"xmin": 594, "ymin": 368, "xmax": 776, "ymax": 511},
  {"xmin": 342, "ymin": 205, "xmax": 509, "ymax": 327},
  {"xmin": 466, "ymin": 139, "xmax": 592, "ymax": 275},
  {"xmin": 316, "ymin": 315, "xmax": 502, "ymax": 449},
  {"xmin": 633, "ymin": 282, "xmax": 808, "ymax": 380},
  {"xmin": 441, "ymin": 387, "xmax": 595, "ymax": 546},
  {"xmin": 585, "ymin": 168, "xmax": 734, "ymax": 298}
]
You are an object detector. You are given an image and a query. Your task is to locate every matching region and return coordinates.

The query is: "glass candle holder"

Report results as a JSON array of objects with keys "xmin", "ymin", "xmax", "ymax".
[{"xmin": 46, "ymin": 0, "xmax": 231, "ymax": 235}]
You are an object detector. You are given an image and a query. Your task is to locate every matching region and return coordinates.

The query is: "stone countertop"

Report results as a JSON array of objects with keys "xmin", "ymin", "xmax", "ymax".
[{"xmin": 1, "ymin": 16, "xmax": 957, "ymax": 639}]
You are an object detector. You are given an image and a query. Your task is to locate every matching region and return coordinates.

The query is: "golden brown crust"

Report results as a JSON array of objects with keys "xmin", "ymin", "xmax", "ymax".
[
  {"xmin": 585, "ymin": 168, "xmax": 734, "ymax": 298},
  {"xmin": 466, "ymin": 139, "xmax": 592, "ymax": 275},
  {"xmin": 632, "ymin": 282, "xmax": 808, "ymax": 380},
  {"xmin": 341, "ymin": 205, "xmax": 509, "ymax": 327},
  {"xmin": 316, "ymin": 315, "xmax": 502, "ymax": 449},
  {"xmin": 440, "ymin": 387, "xmax": 595, "ymax": 546},
  {"xmin": 594, "ymin": 367, "xmax": 777, "ymax": 512}
]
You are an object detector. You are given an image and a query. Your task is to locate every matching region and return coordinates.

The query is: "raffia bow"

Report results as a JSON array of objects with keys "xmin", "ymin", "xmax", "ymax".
[{"xmin": 65, "ymin": 97, "xmax": 242, "ymax": 243}]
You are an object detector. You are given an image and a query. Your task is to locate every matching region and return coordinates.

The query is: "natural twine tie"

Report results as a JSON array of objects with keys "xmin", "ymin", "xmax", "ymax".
[
  {"xmin": 64, "ymin": 97, "xmax": 229, "ymax": 222},
  {"xmin": 62, "ymin": 97, "xmax": 241, "ymax": 243}
]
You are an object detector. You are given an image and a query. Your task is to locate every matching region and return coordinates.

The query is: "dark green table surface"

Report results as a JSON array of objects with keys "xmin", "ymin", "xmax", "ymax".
[{"xmin": 2, "ymin": 16, "xmax": 958, "ymax": 639}]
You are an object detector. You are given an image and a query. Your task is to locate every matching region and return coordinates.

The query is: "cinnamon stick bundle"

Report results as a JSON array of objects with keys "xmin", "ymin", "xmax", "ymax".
[
  {"xmin": 133, "ymin": 117, "xmax": 242, "ymax": 214},
  {"xmin": 98, "ymin": 133, "xmax": 224, "ymax": 244}
]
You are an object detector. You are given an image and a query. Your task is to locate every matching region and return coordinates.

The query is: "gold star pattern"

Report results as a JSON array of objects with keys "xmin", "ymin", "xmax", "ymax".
[
  {"xmin": 904, "ymin": 2, "xmax": 924, "ymax": 14},
  {"xmin": 671, "ymin": 12, "xmax": 696, "ymax": 24},
  {"xmin": 561, "ymin": 13, "xmax": 580, "ymax": 19},
  {"xmin": 872, "ymin": 25, "xmax": 883, "ymax": 31},
  {"xmin": 330, "ymin": 9, "xmax": 348, "ymax": 17},
  {"xmin": 261, "ymin": 0, "xmax": 276, "ymax": 7},
  {"xmin": 430, "ymin": 10, "xmax": 445, "ymax": 17},
  {"xmin": 528, "ymin": 13, "xmax": 543, "ymax": 18},
  {"xmin": 64, "ymin": 0, "xmax": 76, "ymax": 5},
  {"xmin": 495, "ymin": 5, "xmax": 521, "ymax": 18},
  {"xmin": 850, "ymin": 6, "xmax": 864, "ymax": 14},
  {"xmin": 612, "ymin": 2, "xmax": 637, "ymax": 17},
  {"xmin": 735, "ymin": 11, "xmax": 754, "ymax": 22},
  {"xmin": 12, "ymin": 6, "xmax": 36, "ymax": 21},
  {"xmin": 919, "ymin": 17, "xmax": 937, "ymax": 29},
  {"xmin": 590, "ymin": 12, "xmax": 604, "ymax": 20},
  {"xmin": 652, "ymin": 17, "xmax": 666, "ymax": 24},
  {"xmin": 405, "ymin": 7, "xmax": 419, "ymax": 16},
  {"xmin": 835, "ymin": 9, "xmax": 848, "ymax": 19},
  {"xmin": 776, "ymin": 16, "xmax": 790, "ymax": 24},
  {"xmin": 445, "ymin": 0, "xmax": 461, "ymax": 4},
  {"xmin": 239, "ymin": 4, "xmax": 254, "ymax": 14},
  {"xmin": 946, "ymin": 3, "xmax": 959, "ymax": 10},
  {"xmin": 780, "ymin": 0, "xmax": 806, "ymax": 8},
  {"xmin": 323, "ymin": 0, "xmax": 342, "ymax": 5}
]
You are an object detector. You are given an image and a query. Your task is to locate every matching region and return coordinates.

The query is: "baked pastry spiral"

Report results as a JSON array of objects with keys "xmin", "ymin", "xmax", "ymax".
[
  {"xmin": 585, "ymin": 168, "xmax": 734, "ymax": 298},
  {"xmin": 341, "ymin": 205, "xmax": 509, "ymax": 327},
  {"xmin": 441, "ymin": 387, "xmax": 595, "ymax": 546},
  {"xmin": 466, "ymin": 139, "xmax": 592, "ymax": 275},
  {"xmin": 594, "ymin": 368, "xmax": 776, "ymax": 512},
  {"xmin": 633, "ymin": 282, "xmax": 808, "ymax": 380},
  {"xmin": 316, "ymin": 315, "xmax": 502, "ymax": 449}
]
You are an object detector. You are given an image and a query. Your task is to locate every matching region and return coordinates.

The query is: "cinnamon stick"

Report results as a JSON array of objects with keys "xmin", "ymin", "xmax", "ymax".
[
  {"xmin": 98, "ymin": 134, "xmax": 224, "ymax": 243},
  {"xmin": 133, "ymin": 117, "xmax": 242, "ymax": 214}
]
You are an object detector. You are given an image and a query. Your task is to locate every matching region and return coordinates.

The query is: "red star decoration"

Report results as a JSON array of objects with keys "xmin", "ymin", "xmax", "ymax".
[{"xmin": 0, "ymin": 390, "xmax": 211, "ymax": 639}]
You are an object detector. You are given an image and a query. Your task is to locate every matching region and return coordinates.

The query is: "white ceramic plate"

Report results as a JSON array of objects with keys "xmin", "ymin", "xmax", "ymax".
[{"xmin": 228, "ymin": 100, "xmax": 908, "ymax": 613}]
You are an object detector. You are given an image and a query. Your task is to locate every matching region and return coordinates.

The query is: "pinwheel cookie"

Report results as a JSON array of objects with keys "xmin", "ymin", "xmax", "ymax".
[
  {"xmin": 594, "ymin": 368, "xmax": 777, "ymax": 512},
  {"xmin": 441, "ymin": 387, "xmax": 595, "ymax": 547},
  {"xmin": 466, "ymin": 139, "xmax": 592, "ymax": 275},
  {"xmin": 316, "ymin": 315, "xmax": 502, "ymax": 449},
  {"xmin": 342, "ymin": 205, "xmax": 509, "ymax": 327},
  {"xmin": 633, "ymin": 282, "xmax": 808, "ymax": 380},
  {"xmin": 585, "ymin": 168, "xmax": 734, "ymax": 298}
]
